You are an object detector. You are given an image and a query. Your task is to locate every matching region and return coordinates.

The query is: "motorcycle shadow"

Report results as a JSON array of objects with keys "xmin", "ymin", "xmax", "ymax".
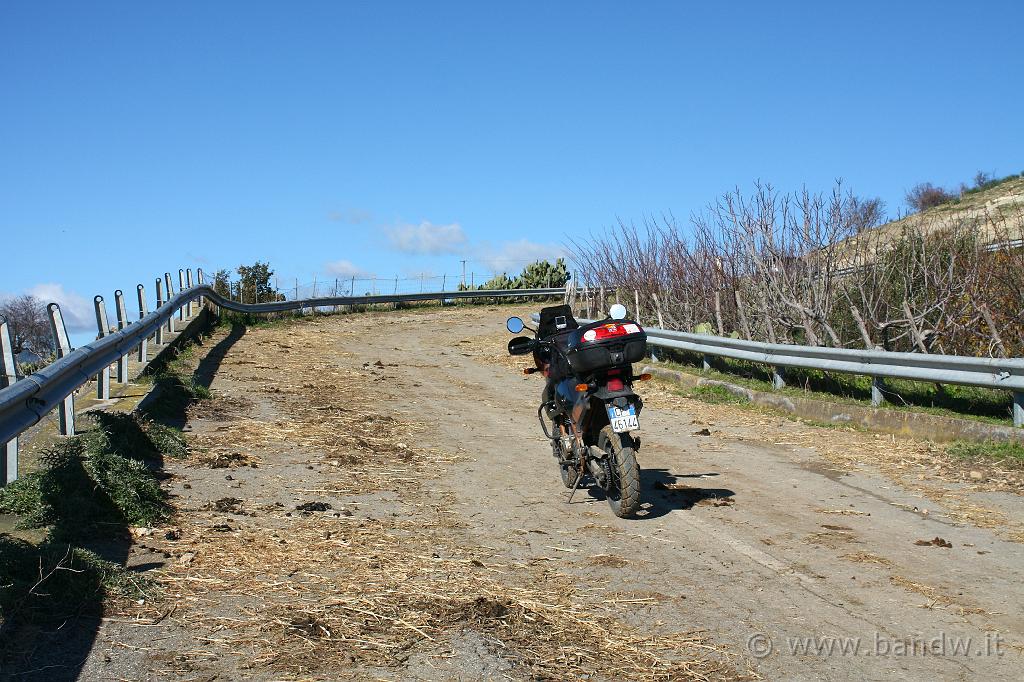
[{"xmin": 585, "ymin": 468, "xmax": 736, "ymax": 520}]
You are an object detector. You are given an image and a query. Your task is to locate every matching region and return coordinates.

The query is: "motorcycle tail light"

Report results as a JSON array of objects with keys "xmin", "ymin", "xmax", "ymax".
[
  {"xmin": 582, "ymin": 322, "xmax": 642, "ymax": 342},
  {"xmin": 606, "ymin": 378, "xmax": 624, "ymax": 391}
]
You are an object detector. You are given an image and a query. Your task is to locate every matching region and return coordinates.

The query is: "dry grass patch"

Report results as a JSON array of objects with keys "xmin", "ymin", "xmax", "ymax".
[{"xmin": 141, "ymin": 319, "xmax": 736, "ymax": 681}]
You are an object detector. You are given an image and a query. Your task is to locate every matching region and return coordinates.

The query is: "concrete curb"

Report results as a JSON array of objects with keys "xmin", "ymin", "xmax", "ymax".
[{"xmin": 643, "ymin": 365, "xmax": 1024, "ymax": 444}]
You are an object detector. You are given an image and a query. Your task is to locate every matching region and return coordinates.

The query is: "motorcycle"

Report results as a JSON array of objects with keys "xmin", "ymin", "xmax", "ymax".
[{"xmin": 505, "ymin": 303, "xmax": 650, "ymax": 518}]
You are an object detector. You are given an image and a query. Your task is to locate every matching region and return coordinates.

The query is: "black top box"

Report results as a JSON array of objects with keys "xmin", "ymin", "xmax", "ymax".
[{"xmin": 565, "ymin": 320, "xmax": 647, "ymax": 375}]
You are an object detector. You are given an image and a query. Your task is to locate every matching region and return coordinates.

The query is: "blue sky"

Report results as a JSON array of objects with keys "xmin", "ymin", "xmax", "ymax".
[{"xmin": 2, "ymin": 1, "xmax": 1021, "ymax": 339}]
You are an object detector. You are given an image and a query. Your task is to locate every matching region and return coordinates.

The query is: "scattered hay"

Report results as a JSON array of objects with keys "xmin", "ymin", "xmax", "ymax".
[
  {"xmin": 889, "ymin": 575, "xmax": 955, "ymax": 608},
  {"xmin": 202, "ymin": 451, "xmax": 258, "ymax": 469},
  {"xmin": 817, "ymin": 509, "xmax": 871, "ymax": 516},
  {"xmin": 803, "ymin": 529, "xmax": 858, "ymax": 550},
  {"xmin": 159, "ymin": 512, "xmax": 729, "ymax": 679},
  {"xmin": 841, "ymin": 552, "xmax": 894, "ymax": 567},
  {"xmin": 295, "ymin": 501, "xmax": 331, "ymax": 512},
  {"xmin": 137, "ymin": 319, "xmax": 733, "ymax": 680},
  {"xmin": 206, "ymin": 497, "xmax": 244, "ymax": 514},
  {"xmin": 579, "ymin": 522, "xmax": 626, "ymax": 538},
  {"xmin": 914, "ymin": 537, "xmax": 953, "ymax": 548},
  {"xmin": 188, "ymin": 393, "xmax": 254, "ymax": 421},
  {"xmin": 889, "ymin": 575, "xmax": 989, "ymax": 617},
  {"xmin": 588, "ymin": 554, "xmax": 630, "ymax": 568},
  {"xmin": 458, "ymin": 331, "xmax": 536, "ymax": 372}
]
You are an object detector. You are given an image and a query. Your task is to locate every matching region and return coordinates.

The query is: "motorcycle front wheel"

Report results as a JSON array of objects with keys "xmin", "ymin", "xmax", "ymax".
[{"xmin": 598, "ymin": 425, "xmax": 641, "ymax": 518}]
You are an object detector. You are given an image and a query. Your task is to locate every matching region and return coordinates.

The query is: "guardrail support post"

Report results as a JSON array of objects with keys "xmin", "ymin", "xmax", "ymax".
[
  {"xmin": 137, "ymin": 284, "xmax": 149, "ymax": 363},
  {"xmin": 114, "ymin": 290, "xmax": 129, "ymax": 384},
  {"xmin": 186, "ymin": 268, "xmax": 195, "ymax": 316},
  {"xmin": 178, "ymin": 269, "xmax": 187, "ymax": 320},
  {"xmin": 0, "ymin": 315, "xmax": 18, "ymax": 483},
  {"xmin": 197, "ymin": 268, "xmax": 205, "ymax": 309},
  {"xmin": 155, "ymin": 278, "xmax": 165, "ymax": 343},
  {"xmin": 47, "ymin": 303, "xmax": 75, "ymax": 436},
  {"xmin": 1014, "ymin": 392, "xmax": 1024, "ymax": 428},
  {"xmin": 93, "ymin": 296, "xmax": 111, "ymax": 399},
  {"xmin": 871, "ymin": 377, "xmax": 885, "ymax": 407},
  {"xmin": 772, "ymin": 367, "xmax": 786, "ymax": 390},
  {"xmin": 165, "ymin": 273, "xmax": 176, "ymax": 333}
]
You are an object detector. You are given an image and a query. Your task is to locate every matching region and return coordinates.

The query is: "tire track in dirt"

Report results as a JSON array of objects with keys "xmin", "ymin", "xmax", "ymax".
[{"xmin": 379, "ymin": 305, "xmax": 1024, "ymax": 681}]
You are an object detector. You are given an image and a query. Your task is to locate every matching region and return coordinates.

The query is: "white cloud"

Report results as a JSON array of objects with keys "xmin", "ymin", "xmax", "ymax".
[
  {"xmin": 473, "ymin": 239, "xmax": 567, "ymax": 274},
  {"xmin": 385, "ymin": 221, "xmax": 467, "ymax": 255},
  {"xmin": 25, "ymin": 283, "xmax": 94, "ymax": 332},
  {"xmin": 324, "ymin": 259, "xmax": 371, "ymax": 278}
]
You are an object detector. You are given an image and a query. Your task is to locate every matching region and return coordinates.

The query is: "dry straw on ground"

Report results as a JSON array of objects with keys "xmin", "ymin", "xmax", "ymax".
[{"xmin": 129, "ymin": 320, "xmax": 736, "ymax": 681}]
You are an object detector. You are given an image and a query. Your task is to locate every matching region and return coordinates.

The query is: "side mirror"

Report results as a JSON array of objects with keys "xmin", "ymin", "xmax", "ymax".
[
  {"xmin": 506, "ymin": 316, "xmax": 525, "ymax": 334},
  {"xmin": 507, "ymin": 336, "xmax": 535, "ymax": 356},
  {"xmin": 609, "ymin": 303, "xmax": 627, "ymax": 320}
]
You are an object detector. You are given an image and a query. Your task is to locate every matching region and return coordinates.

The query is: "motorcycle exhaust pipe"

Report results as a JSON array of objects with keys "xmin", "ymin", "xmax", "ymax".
[{"xmin": 587, "ymin": 446, "xmax": 607, "ymax": 482}]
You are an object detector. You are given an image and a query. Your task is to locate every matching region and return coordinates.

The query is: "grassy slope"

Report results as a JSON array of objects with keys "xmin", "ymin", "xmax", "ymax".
[
  {"xmin": 654, "ymin": 354, "xmax": 1014, "ymax": 425},
  {"xmin": 869, "ymin": 174, "xmax": 1024, "ymax": 243}
]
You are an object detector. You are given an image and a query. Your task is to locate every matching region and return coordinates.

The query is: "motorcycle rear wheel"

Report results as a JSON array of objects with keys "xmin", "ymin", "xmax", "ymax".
[{"xmin": 598, "ymin": 425, "xmax": 641, "ymax": 518}]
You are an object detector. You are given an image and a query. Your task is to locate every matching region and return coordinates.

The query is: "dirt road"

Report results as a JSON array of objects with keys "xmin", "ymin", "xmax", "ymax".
[{"xmin": 61, "ymin": 304, "xmax": 1024, "ymax": 680}]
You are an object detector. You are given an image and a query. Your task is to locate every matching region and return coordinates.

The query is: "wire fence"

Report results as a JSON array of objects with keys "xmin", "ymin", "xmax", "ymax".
[
  {"xmin": 278, "ymin": 275, "xmax": 466, "ymax": 301},
  {"xmin": 211, "ymin": 272, "xmax": 565, "ymax": 304}
]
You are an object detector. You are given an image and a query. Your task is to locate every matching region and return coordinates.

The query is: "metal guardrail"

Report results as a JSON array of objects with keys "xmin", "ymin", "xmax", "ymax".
[
  {"xmin": 530, "ymin": 314, "xmax": 1024, "ymax": 427},
  {"xmin": 0, "ymin": 275, "xmax": 567, "ymax": 483}
]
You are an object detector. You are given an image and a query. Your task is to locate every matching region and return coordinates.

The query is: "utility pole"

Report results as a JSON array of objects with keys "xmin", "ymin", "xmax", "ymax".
[{"xmin": 461, "ymin": 260, "xmax": 467, "ymax": 288}]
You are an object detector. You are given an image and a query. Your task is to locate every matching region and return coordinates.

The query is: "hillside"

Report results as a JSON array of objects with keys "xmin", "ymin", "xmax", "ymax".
[{"xmin": 871, "ymin": 174, "xmax": 1024, "ymax": 244}]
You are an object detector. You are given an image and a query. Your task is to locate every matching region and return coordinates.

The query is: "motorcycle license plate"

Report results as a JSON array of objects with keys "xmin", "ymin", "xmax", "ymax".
[{"xmin": 607, "ymin": 405, "xmax": 639, "ymax": 433}]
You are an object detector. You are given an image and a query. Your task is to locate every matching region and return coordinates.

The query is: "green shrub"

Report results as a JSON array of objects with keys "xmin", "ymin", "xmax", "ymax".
[
  {"xmin": 0, "ymin": 536, "xmax": 146, "ymax": 623},
  {"xmin": 0, "ymin": 416, "xmax": 173, "ymax": 536},
  {"xmin": 946, "ymin": 440, "xmax": 1024, "ymax": 467}
]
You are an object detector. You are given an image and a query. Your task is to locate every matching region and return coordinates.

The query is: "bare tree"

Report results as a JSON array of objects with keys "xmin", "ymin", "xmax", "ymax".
[
  {"xmin": 569, "ymin": 181, "xmax": 1024, "ymax": 358},
  {"xmin": 845, "ymin": 195, "xmax": 887, "ymax": 233},
  {"xmin": 0, "ymin": 295, "xmax": 53, "ymax": 358},
  {"xmin": 905, "ymin": 182, "xmax": 953, "ymax": 212}
]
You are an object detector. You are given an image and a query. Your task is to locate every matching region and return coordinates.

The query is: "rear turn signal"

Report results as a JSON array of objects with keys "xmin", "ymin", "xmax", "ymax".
[
  {"xmin": 575, "ymin": 383, "xmax": 589, "ymax": 392},
  {"xmin": 637, "ymin": 373, "xmax": 652, "ymax": 381}
]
